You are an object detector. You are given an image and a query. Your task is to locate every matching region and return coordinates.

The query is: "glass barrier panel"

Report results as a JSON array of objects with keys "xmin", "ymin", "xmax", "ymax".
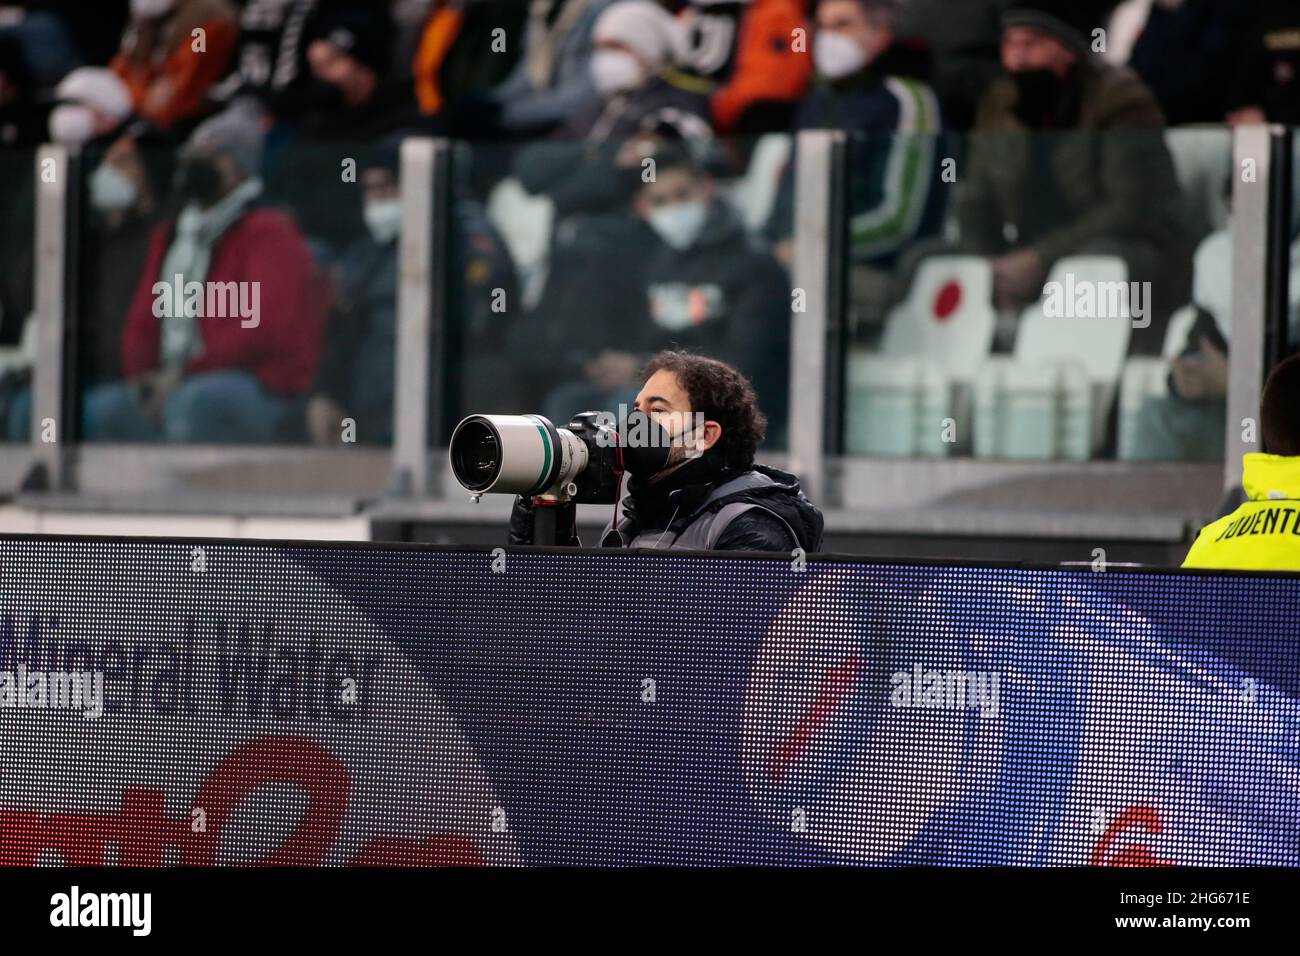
[
  {"xmin": 73, "ymin": 137, "xmax": 397, "ymax": 448},
  {"xmin": 837, "ymin": 127, "xmax": 1231, "ymax": 465},
  {"xmin": 444, "ymin": 134, "xmax": 794, "ymax": 451}
]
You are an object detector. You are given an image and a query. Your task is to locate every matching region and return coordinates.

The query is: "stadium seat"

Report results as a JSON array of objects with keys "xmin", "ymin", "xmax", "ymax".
[
  {"xmin": 879, "ymin": 255, "xmax": 996, "ymax": 381},
  {"xmin": 974, "ymin": 256, "xmax": 1132, "ymax": 459},
  {"xmin": 846, "ymin": 256, "xmax": 995, "ymax": 456},
  {"xmin": 0, "ymin": 314, "xmax": 36, "ymax": 375},
  {"xmin": 846, "ymin": 354, "xmax": 950, "ymax": 457},
  {"xmin": 974, "ymin": 356, "xmax": 1091, "ymax": 460},
  {"xmin": 1164, "ymin": 128, "xmax": 1233, "ymax": 238}
]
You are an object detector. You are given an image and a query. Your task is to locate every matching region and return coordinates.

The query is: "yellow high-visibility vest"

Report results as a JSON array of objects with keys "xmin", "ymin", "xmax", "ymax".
[{"xmin": 1183, "ymin": 454, "xmax": 1300, "ymax": 571}]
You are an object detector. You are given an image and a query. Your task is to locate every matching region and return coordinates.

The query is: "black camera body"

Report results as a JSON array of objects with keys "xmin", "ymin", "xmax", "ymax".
[
  {"xmin": 448, "ymin": 411, "xmax": 628, "ymax": 505},
  {"xmin": 564, "ymin": 411, "xmax": 625, "ymax": 505}
]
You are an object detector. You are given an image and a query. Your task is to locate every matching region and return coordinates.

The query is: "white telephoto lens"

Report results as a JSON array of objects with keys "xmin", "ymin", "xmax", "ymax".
[{"xmin": 449, "ymin": 415, "xmax": 587, "ymax": 496}]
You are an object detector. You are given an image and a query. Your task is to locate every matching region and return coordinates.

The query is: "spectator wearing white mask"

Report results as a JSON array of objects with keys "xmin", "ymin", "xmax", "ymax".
[
  {"xmin": 514, "ymin": 0, "xmax": 713, "ymax": 225},
  {"xmin": 631, "ymin": 143, "xmax": 793, "ymax": 441},
  {"xmin": 82, "ymin": 134, "xmax": 171, "ymax": 387},
  {"xmin": 766, "ymin": 0, "xmax": 946, "ymax": 332},
  {"xmin": 305, "ymin": 148, "xmax": 520, "ymax": 445},
  {"xmin": 476, "ymin": 0, "xmax": 614, "ymax": 138},
  {"xmin": 525, "ymin": 0, "xmax": 713, "ymax": 142}
]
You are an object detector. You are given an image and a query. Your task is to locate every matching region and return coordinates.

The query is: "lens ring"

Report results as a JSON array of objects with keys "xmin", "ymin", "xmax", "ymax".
[{"xmin": 449, "ymin": 417, "xmax": 503, "ymax": 492}]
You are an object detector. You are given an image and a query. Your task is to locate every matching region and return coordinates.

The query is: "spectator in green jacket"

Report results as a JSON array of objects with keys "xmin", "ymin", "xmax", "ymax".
[{"xmin": 958, "ymin": 0, "xmax": 1195, "ymax": 354}]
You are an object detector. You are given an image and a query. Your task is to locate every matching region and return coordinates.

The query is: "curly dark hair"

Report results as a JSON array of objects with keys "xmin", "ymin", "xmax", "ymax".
[
  {"xmin": 1262, "ymin": 354, "xmax": 1300, "ymax": 457},
  {"xmin": 642, "ymin": 351, "xmax": 767, "ymax": 471}
]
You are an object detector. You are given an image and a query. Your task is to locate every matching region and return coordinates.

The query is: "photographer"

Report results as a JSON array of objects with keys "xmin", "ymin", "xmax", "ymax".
[{"xmin": 509, "ymin": 351, "xmax": 824, "ymax": 552}]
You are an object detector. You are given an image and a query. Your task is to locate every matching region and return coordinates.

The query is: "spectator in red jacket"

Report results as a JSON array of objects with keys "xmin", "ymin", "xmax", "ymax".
[{"xmin": 84, "ymin": 101, "xmax": 324, "ymax": 443}]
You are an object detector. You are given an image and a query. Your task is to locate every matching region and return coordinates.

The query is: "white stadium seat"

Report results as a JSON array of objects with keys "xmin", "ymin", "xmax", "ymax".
[
  {"xmin": 974, "ymin": 356, "xmax": 1091, "ymax": 461},
  {"xmin": 974, "ymin": 255, "xmax": 1132, "ymax": 459},
  {"xmin": 846, "ymin": 256, "xmax": 995, "ymax": 457},
  {"xmin": 846, "ymin": 355, "xmax": 950, "ymax": 458}
]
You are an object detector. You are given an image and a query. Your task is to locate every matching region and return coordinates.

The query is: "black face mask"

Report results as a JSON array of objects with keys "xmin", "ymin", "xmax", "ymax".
[
  {"xmin": 619, "ymin": 410, "xmax": 703, "ymax": 478},
  {"xmin": 1009, "ymin": 68, "xmax": 1065, "ymax": 127},
  {"xmin": 175, "ymin": 157, "xmax": 224, "ymax": 207}
]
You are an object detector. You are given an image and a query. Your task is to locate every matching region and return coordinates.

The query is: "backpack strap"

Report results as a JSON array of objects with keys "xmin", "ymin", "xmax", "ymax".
[
  {"xmin": 701, "ymin": 501, "xmax": 801, "ymax": 551},
  {"xmin": 680, "ymin": 470, "xmax": 781, "ymax": 526}
]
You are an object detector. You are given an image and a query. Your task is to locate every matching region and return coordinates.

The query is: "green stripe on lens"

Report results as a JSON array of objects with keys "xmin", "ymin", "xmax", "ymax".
[{"xmin": 527, "ymin": 417, "xmax": 552, "ymax": 492}]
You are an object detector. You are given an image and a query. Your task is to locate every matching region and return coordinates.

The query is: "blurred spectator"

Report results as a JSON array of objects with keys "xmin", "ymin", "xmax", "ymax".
[
  {"xmin": 304, "ymin": 146, "xmax": 521, "ymax": 443},
  {"xmin": 513, "ymin": 0, "xmax": 711, "ymax": 217},
  {"xmin": 1228, "ymin": 0, "xmax": 1300, "ymax": 126},
  {"xmin": 1129, "ymin": 230, "xmax": 1231, "ymax": 461},
  {"xmin": 442, "ymin": 180, "xmax": 524, "ymax": 431},
  {"xmin": 767, "ymin": 0, "xmax": 946, "ymax": 333},
  {"xmin": 895, "ymin": 0, "xmax": 1009, "ymax": 130},
  {"xmin": 0, "ymin": 112, "xmax": 36, "ymax": 439},
  {"xmin": 470, "ymin": 0, "xmax": 614, "ymax": 138},
  {"xmin": 46, "ymin": 67, "xmax": 135, "ymax": 148},
  {"xmin": 519, "ymin": 161, "xmax": 660, "ymax": 422},
  {"xmin": 268, "ymin": 6, "xmax": 420, "ymax": 263},
  {"xmin": 530, "ymin": 207, "xmax": 660, "ymax": 425},
  {"xmin": 296, "ymin": 5, "xmax": 419, "ymax": 140},
  {"xmin": 84, "ymin": 102, "xmax": 323, "ymax": 442},
  {"xmin": 81, "ymin": 134, "xmax": 174, "ymax": 386},
  {"xmin": 5, "ymin": 129, "xmax": 172, "ymax": 440},
  {"xmin": 412, "ymin": 0, "xmax": 528, "ymax": 121},
  {"xmin": 0, "ymin": 129, "xmax": 32, "ymax": 332},
  {"xmin": 305, "ymin": 149, "xmax": 401, "ymax": 446},
  {"xmin": 1, "ymin": 66, "xmax": 137, "ymax": 430},
  {"xmin": 210, "ymin": 0, "xmax": 330, "ymax": 118},
  {"xmin": 111, "ymin": 0, "xmax": 239, "ymax": 131},
  {"xmin": 1133, "ymin": 215, "xmax": 1300, "ymax": 461},
  {"xmin": 958, "ymin": 0, "xmax": 1194, "ymax": 353},
  {"xmin": 568, "ymin": 0, "xmax": 709, "ymax": 139},
  {"xmin": 634, "ymin": 144, "xmax": 791, "ymax": 436},
  {"xmin": 1105, "ymin": 0, "xmax": 1255, "ymax": 125},
  {"xmin": 677, "ymin": 0, "xmax": 812, "ymax": 134}
]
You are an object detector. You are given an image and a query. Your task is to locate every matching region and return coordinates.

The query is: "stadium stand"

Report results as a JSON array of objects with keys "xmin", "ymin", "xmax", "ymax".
[{"xmin": 0, "ymin": 0, "xmax": 1291, "ymax": 567}]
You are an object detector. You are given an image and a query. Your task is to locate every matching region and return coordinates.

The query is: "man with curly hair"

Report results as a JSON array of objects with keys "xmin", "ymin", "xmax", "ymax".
[{"xmin": 510, "ymin": 350, "xmax": 824, "ymax": 552}]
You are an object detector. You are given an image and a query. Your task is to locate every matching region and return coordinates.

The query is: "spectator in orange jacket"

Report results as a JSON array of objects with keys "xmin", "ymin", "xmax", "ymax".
[
  {"xmin": 678, "ymin": 0, "xmax": 812, "ymax": 133},
  {"xmin": 412, "ymin": 0, "xmax": 528, "ymax": 120},
  {"xmin": 111, "ymin": 0, "xmax": 238, "ymax": 130}
]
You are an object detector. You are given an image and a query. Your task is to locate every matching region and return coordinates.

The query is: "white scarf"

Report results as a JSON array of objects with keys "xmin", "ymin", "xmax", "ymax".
[{"xmin": 158, "ymin": 177, "xmax": 263, "ymax": 370}]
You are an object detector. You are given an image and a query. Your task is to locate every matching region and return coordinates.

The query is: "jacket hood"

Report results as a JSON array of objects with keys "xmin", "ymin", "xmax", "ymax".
[{"xmin": 1243, "ymin": 453, "xmax": 1300, "ymax": 502}]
